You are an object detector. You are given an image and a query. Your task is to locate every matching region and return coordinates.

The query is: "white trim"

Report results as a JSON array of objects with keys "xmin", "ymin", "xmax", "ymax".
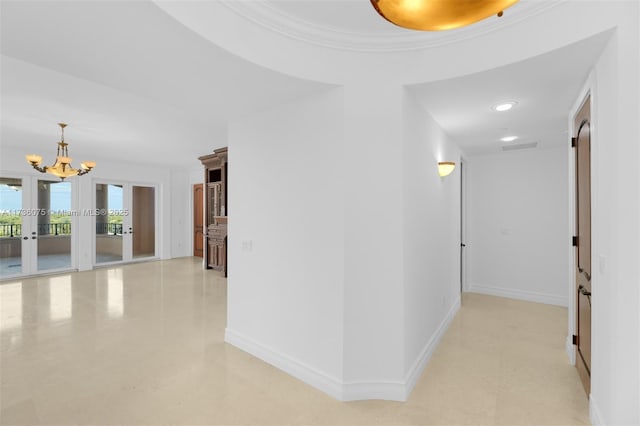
[
  {"xmin": 467, "ymin": 283, "xmax": 567, "ymax": 307},
  {"xmin": 219, "ymin": 0, "xmax": 564, "ymax": 53},
  {"xmin": 225, "ymin": 295, "xmax": 461, "ymax": 402},
  {"xmin": 341, "ymin": 381, "xmax": 406, "ymax": 402},
  {"xmin": 565, "ymin": 334, "xmax": 576, "ymax": 365},
  {"xmin": 224, "ymin": 328, "xmax": 345, "ymax": 401},
  {"xmin": 590, "ymin": 394, "xmax": 604, "ymax": 426},
  {"xmin": 402, "ymin": 295, "xmax": 461, "ymax": 397}
]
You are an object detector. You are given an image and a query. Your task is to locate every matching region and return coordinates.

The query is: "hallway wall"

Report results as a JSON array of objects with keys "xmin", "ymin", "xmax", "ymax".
[
  {"xmin": 402, "ymin": 92, "xmax": 461, "ymax": 387},
  {"xmin": 586, "ymin": 9, "xmax": 640, "ymax": 423},
  {"xmin": 466, "ymin": 146, "xmax": 570, "ymax": 306}
]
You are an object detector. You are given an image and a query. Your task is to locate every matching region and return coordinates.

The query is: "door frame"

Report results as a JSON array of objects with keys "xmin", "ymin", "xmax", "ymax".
[
  {"xmin": 459, "ymin": 158, "xmax": 467, "ymax": 294},
  {"xmin": 92, "ymin": 179, "xmax": 159, "ymax": 266},
  {"xmin": 0, "ymin": 172, "xmax": 78, "ymax": 279}
]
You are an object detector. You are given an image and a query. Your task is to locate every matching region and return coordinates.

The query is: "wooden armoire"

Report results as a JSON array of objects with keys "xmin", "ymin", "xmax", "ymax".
[{"xmin": 198, "ymin": 147, "xmax": 227, "ymax": 276}]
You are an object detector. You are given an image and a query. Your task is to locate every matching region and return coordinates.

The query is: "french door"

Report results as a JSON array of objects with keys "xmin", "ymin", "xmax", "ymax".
[
  {"xmin": 0, "ymin": 175, "xmax": 74, "ymax": 278},
  {"xmin": 94, "ymin": 182, "xmax": 157, "ymax": 265}
]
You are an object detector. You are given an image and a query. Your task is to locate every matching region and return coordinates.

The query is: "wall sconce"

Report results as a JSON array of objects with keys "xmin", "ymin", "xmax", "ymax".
[{"xmin": 438, "ymin": 162, "xmax": 456, "ymax": 177}]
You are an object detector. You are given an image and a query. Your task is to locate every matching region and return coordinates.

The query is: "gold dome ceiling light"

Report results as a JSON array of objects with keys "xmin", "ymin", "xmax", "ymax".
[{"xmin": 370, "ymin": 0, "xmax": 520, "ymax": 31}]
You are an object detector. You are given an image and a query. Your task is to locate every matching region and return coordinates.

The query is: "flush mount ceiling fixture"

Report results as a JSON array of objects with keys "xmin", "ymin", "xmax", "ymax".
[
  {"xmin": 501, "ymin": 135, "xmax": 518, "ymax": 142},
  {"xmin": 370, "ymin": 0, "xmax": 520, "ymax": 31},
  {"xmin": 26, "ymin": 123, "xmax": 96, "ymax": 181},
  {"xmin": 492, "ymin": 101, "xmax": 518, "ymax": 112}
]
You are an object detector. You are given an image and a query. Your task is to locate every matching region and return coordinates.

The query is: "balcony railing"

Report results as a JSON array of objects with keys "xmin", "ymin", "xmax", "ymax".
[
  {"xmin": 0, "ymin": 222, "xmax": 123, "ymax": 237},
  {"xmin": 96, "ymin": 223, "xmax": 123, "ymax": 236},
  {"xmin": 38, "ymin": 223, "xmax": 72, "ymax": 235},
  {"xmin": 0, "ymin": 224, "xmax": 21, "ymax": 238}
]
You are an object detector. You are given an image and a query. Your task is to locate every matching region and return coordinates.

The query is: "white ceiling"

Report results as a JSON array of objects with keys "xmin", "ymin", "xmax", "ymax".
[
  {"xmin": 0, "ymin": 0, "xmax": 612, "ymax": 167},
  {"xmin": 410, "ymin": 30, "xmax": 611, "ymax": 155},
  {"xmin": 0, "ymin": 1, "xmax": 333, "ymax": 167}
]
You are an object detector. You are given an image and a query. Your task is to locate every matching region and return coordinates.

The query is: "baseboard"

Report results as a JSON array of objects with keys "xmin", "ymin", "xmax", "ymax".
[
  {"xmin": 341, "ymin": 380, "xmax": 406, "ymax": 402},
  {"xmin": 225, "ymin": 295, "xmax": 461, "ymax": 402},
  {"xmin": 467, "ymin": 283, "xmax": 567, "ymax": 307},
  {"xmin": 590, "ymin": 394, "xmax": 603, "ymax": 426},
  {"xmin": 402, "ymin": 295, "xmax": 461, "ymax": 398},
  {"xmin": 225, "ymin": 328, "xmax": 409, "ymax": 402},
  {"xmin": 565, "ymin": 334, "xmax": 576, "ymax": 365},
  {"xmin": 224, "ymin": 328, "xmax": 344, "ymax": 400}
]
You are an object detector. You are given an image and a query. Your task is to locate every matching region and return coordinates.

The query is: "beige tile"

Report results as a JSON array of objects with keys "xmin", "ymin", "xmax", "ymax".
[{"xmin": 0, "ymin": 259, "xmax": 588, "ymax": 425}]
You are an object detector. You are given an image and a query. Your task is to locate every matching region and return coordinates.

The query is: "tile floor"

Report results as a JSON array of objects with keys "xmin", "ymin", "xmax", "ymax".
[{"xmin": 0, "ymin": 257, "xmax": 589, "ymax": 425}]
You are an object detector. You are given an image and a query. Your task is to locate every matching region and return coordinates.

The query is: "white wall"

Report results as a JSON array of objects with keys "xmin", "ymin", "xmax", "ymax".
[
  {"xmin": 225, "ymin": 88, "xmax": 345, "ymax": 396},
  {"xmin": 402, "ymin": 91, "xmax": 461, "ymax": 389},
  {"xmin": 465, "ymin": 147, "xmax": 570, "ymax": 306},
  {"xmin": 225, "ymin": 83, "xmax": 463, "ymax": 401},
  {"xmin": 340, "ymin": 84, "xmax": 405, "ymax": 394},
  {"xmin": 586, "ymin": 8, "xmax": 640, "ymax": 424}
]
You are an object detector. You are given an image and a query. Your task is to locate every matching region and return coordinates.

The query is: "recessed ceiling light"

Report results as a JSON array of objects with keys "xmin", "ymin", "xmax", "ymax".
[
  {"xmin": 493, "ymin": 101, "xmax": 518, "ymax": 112},
  {"xmin": 501, "ymin": 136, "xmax": 518, "ymax": 142}
]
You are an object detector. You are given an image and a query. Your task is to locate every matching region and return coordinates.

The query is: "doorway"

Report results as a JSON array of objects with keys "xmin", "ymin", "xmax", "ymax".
[
  {"xmin": 460, "ymin": 160, "xmax": 466, "ymax": 296},
  {"xmin": 574, "ymin": 95, "xmax": 592, "ymax": 395},
  {"xmin": 94, "ymin": 182, "xmax": 157, "ymax": 265},
  {"xmin": 0, "ymin": 175, "xmax": 75, "ymax": 278}
]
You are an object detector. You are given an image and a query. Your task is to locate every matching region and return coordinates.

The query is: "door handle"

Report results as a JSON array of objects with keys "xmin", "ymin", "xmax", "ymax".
[
  {"xmin": 578, "ymin": 285, "xmax": 591, "ymax": 297},
  {"xmin": 23, "ymin": 236, "xmax": 28, "ymax": 240}
]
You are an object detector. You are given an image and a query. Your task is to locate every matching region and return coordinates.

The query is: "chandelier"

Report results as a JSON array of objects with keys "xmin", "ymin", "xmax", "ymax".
[
  {"xmin": 370, "ymin": 0, "xmax": 519, "ymax": 31},
  {"xmin": 26, "ymin": 123, "xmax": 96, "ymax": 181}
]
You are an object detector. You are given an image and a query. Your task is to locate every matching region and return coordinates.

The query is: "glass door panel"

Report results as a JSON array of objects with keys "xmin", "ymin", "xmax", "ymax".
[
  {"xmin": 95, "ymin": 183, "xmax": 123, "ymax": 264},
  {"xmin": 0, "ymin": 178, "xmax": 23, "ymax": 277},
  {"xmin": 37, "ymin": 180, "xmax": 72, "ymax": 272},
  {"xmin": 132, "ymin": 186, "xmax": 155, "ymax": 259}
]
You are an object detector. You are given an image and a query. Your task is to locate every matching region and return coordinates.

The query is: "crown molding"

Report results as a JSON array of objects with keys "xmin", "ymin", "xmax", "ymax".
[{"xmin": 220, "ymin": 0, "xmax": 566, "ymax": 53}]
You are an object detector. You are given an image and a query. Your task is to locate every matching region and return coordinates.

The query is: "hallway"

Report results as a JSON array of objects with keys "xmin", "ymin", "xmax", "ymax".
[{"xmin": 0, "ymin": 258, "xmax": 588, "ymax": 425}]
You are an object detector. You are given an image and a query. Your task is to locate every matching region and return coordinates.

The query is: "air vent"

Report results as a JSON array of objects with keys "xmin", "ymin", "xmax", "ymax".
[{"xmin": 502, "ymin": 142, "xmax": 538, "ymax": 151}]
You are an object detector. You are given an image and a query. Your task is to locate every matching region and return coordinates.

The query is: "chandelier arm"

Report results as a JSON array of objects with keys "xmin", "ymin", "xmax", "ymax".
[{"xmin": 30, "ymin": 164, "xmax": 47, "ymax": 173}]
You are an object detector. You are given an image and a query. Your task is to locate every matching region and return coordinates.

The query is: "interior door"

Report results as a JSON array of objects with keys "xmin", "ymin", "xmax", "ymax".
[
  {"xmin": 574, "ymin": 96, "xmax": 591, "ymax": 395},
  {"xmin": 193, "ymin": 184, "xmax": 204, "ymax": 258}
]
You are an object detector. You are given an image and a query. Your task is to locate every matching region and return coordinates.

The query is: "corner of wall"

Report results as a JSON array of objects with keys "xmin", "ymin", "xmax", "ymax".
[
  {"xmin": 226, "ymin": 293, "xmax": 461, "ymax": 403},
  {"xmin": 224, "ymin": 328, "xmax": 345, "ymax": 400},
  {"xmin": 402, "ymin": 294, "xmax": 461, "ymax": 399},
  {"xmin": 590, "ymin": 394, "xmax": 604, "ymax": 426}
]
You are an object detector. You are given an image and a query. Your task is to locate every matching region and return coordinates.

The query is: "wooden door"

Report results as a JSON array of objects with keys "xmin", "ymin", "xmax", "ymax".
[
  {"xmin": 574, "ymin": 96, "xmax": 591, "ymax": 395},
  {"xmin": 132, "ymin": 185, "xmax": 155, "ymax": 259},
  {"xmin": 193, "ymin": 184, "xmax": 204, "ymax": 258}
]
